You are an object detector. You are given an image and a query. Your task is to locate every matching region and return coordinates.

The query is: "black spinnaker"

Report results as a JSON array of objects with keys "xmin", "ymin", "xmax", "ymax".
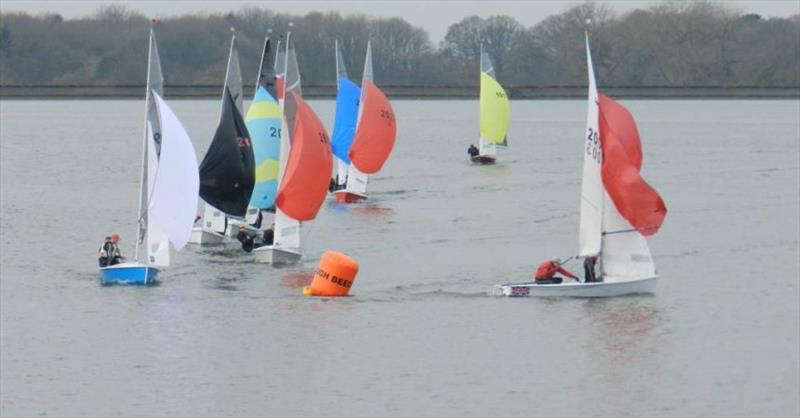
[{"xmin": 199, "ymin": 87, "xmax": 255, "ymax": 217}]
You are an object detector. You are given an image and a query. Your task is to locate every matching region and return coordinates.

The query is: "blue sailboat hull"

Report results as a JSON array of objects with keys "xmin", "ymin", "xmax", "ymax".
[{"xmin": 99, "ymin": 262, "xmax": 159, "ymax": 285}]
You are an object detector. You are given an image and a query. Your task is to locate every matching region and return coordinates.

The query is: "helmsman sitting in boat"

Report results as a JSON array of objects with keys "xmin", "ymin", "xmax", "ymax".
[
  {"xmin": 467, "ymin": 144, "xmax": 479, "ymax": 158},
  {"xmin": 534, "ymin": 257, "xmax": 578, "ymax": 284},
  {"xmin": 98, "ymin": 233, "xmax": 125, "ymax": 267}
]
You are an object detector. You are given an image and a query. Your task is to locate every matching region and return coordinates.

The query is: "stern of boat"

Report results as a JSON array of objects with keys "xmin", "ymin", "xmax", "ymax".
[{"xmin": 99, "ymin": 262, "xmax": 159, "ymax": 285}]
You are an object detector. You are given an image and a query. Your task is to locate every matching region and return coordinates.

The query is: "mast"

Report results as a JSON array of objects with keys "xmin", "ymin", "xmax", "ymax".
[
  {"xmin": 255, "ymin": 32, "xmax": 269, "ymax": 96},
  {"xmin": 135, "ymin": 22, "xmax": 157, "ymax": 261}
]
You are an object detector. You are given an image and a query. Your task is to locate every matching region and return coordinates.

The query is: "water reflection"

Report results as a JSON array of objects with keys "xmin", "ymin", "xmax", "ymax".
[{"xmin": 581, "ymin": 298, "xmax": 667, "ymax": 412}]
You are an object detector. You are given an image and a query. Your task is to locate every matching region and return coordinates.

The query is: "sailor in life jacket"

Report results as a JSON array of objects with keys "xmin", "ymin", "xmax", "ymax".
[
  {"xmin": 534, "ymin": 257, "xmax": 578, "ymax": 284},
  {"xmin": 98, "ymin": 233, "xmax": 125, "ymax": 267}
]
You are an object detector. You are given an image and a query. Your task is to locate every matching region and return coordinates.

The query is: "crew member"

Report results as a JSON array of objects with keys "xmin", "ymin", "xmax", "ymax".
[
  {"xmin": 534, "ymin": 257, "xmax": 578, "ymax": 284},
  {"xmin": 98, "ymin": 233, "xmax": 124, "ymax": 267}
]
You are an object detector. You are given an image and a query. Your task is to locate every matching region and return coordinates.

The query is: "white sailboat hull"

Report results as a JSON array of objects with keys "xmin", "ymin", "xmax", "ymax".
[
  {"xmin": 188, "ymin": 227, "xmax": 226, "ymax": 245},
  {"xmin": 252, "ymin": 245, "xmax": 302, "ymax": 264},
  {"xmin": 492, "ymin": 276, "xmax": 658, "ymax": 298}
]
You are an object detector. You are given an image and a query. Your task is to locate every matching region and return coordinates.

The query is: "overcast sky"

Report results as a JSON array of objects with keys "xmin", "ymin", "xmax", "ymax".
[{"xmin": 2, "ymin": 0, "xmax": 798, "ymax": 42}]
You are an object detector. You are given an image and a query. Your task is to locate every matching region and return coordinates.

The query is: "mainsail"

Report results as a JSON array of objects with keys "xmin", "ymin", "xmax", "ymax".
[
  {"xmin": 245, "ymin": 35, "xmax": 282, "ymax": 210},
  {"xmin": 578, "ymin": 34, "xmax": 604, "ymax": 258},
  {"xmin": 478, "ymin": 45, "xmax": 510, "ymax": 156},
  {"xmin": 136, "ymin": 25, "xmax": 166, "ymax": 264},
  {"xmin": 348, "ymin": 40, "xmax": 397, "ymax": 175}
]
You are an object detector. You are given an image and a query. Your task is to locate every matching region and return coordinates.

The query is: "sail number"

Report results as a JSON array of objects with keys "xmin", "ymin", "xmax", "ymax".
[
  {"xmin": 237, "ymin": 136, "xmax": 252, "ymax": 148},
  {"xmin": 379, "ymin": 108, "xmax": 395, "ymax": 124},
  {"xmin": 586, "ymin": 128, "xmax": 602, "ymax": 163},
  {"xmin": 495, "ymin": 91, "xmax": 506, "ymax": 99},
  {"xmin": 318, "ymin": 131, "xmax": 329, "ymax": 144},
  {"xmin": 269, "ymin": 127, "xmax": 281, "ymax": 138}
]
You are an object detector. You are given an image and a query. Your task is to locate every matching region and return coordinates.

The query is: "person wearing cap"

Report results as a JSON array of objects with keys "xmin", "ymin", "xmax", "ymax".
[
  {"xmin": 534, "ymin": 256, "xmax": 578, "ymax": 284},
  {"xmin": 98, "ymin": 233, "xmax": 125, "ymax": 267}
]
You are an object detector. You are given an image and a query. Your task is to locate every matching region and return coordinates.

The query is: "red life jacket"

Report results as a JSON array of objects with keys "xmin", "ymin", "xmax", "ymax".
[{"xmin": 534, "ymin": 261, "xmax": 575, "ymax": 280}]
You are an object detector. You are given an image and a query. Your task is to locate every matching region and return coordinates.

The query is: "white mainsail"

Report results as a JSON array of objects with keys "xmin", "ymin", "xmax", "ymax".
[
  {"xmin": 578, "ymin": 33, "xmax": 604, "ymax": 258},
  {"xmin": 344, "ymin": 40, "xmax": 372, "ymax": 196},
  {"xmin": 478, "ymin": 44, "xmax": 498, "ymax": 157},
  {"xmin": 273, "ymin": 33, "xmax": 301, "ymax": 251}
]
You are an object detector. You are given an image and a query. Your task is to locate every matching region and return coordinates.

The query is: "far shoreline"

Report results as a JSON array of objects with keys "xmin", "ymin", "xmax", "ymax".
[{"xmin": 1, "ymin": 85, "xmax": 798, "ymax": 99}]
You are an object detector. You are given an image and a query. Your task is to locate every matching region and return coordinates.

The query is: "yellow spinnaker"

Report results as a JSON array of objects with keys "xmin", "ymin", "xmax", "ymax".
[{"xmin": 479, "ymin": 71, "xmax": 510, "ymax": 143}]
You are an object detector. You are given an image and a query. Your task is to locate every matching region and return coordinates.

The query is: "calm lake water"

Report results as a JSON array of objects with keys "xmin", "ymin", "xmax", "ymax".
[{"xmin": 1, "ymin": 99, "xmax": 798, "ymax": 417}]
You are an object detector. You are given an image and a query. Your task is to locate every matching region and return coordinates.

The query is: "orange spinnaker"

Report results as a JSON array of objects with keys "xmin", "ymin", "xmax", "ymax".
[
  {"xmin": 599, "ymin": 94, "xmax": 667, "ymax": 236},
  {"xmin": 275, "ymin": 92, "xmax": 333, "ymax": 221},
  {"xmin": 303, "ymin": 251, "xmax": 359, "ymax": 296},
  {"xmin": 348, "ymin": 80, "xmax": 397, "ymax": 174}
]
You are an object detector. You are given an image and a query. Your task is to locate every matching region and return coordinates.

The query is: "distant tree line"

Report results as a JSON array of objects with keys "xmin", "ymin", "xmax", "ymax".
[{"xmin": 0, "ymin": 2, "xmax": 798, "ymax": 88}]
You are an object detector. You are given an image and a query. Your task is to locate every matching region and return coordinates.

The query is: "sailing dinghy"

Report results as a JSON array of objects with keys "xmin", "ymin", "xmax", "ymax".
[
  {"xmin": 252, "ymin": 33, "xmax": 333, "ymax": 264},
  {"xmin": 333, "ymin": 40, "xmax": 397, "ymax": 203},
  {"xmin": 190, "ymin": 31, "xmax": 255, "ymax": 245},
  {"xmin": 227, "ymin": 32, "xmax": 283, "ymax": 238},
  {"xmin": 493, "ymin": 34, "xmax": 667, "ymax": 297},
  {"xmin": 100, "ymin": 23, "xmax": 199, "ymax": 284},
  {"xmin": 472, "ymin": 45, "xmax": 510, "ymax": 165}
]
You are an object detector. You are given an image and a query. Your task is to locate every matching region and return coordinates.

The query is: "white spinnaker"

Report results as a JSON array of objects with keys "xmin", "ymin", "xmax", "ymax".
[
  {"xmin": 274, "ymin": 33, "xmax": 301, "ymax": 251},
  {"xmin": 578, "ymin": 33, "xmax": 603, "ymax": 258},
  {"xmin": 146, "ymin": 121, "xmax": 170, "ymax": 266},
  {"xmin": 149, "ymin": 91, "xmax": 200, "ymax": 251},
  {"xmin": 601, "ymin": 194, "xmax": 656, "ymax": 282}
]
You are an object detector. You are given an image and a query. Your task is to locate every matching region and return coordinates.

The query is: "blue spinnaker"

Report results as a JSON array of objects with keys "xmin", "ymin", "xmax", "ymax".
[{"xmin": 330, "ymin": 77, "xmax": 361, "ymax": 164}]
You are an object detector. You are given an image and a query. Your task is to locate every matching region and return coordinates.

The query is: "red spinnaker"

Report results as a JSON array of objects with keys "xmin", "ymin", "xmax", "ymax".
[
  {"xmin": 275, "ymin": 92, "xmax": 333, "ymax": 221},
  {"xmin": 599, "ymin": 94, "xmax": 666, "ymax": 236},
  {"xmin": 349, "ymin": 80, "xmax": 397, "ymax": 174}
]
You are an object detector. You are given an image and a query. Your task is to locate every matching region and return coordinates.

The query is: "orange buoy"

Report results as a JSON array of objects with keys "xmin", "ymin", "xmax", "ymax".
[{"xmin": 303, "ymin": 251, "xmax": 359, "ymax": 296}]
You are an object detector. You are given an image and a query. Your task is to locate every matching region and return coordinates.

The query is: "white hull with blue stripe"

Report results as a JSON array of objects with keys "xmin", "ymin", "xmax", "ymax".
[{"xmin": 99, "ymin": 262, "xmax": 159, "ymax": 285}]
